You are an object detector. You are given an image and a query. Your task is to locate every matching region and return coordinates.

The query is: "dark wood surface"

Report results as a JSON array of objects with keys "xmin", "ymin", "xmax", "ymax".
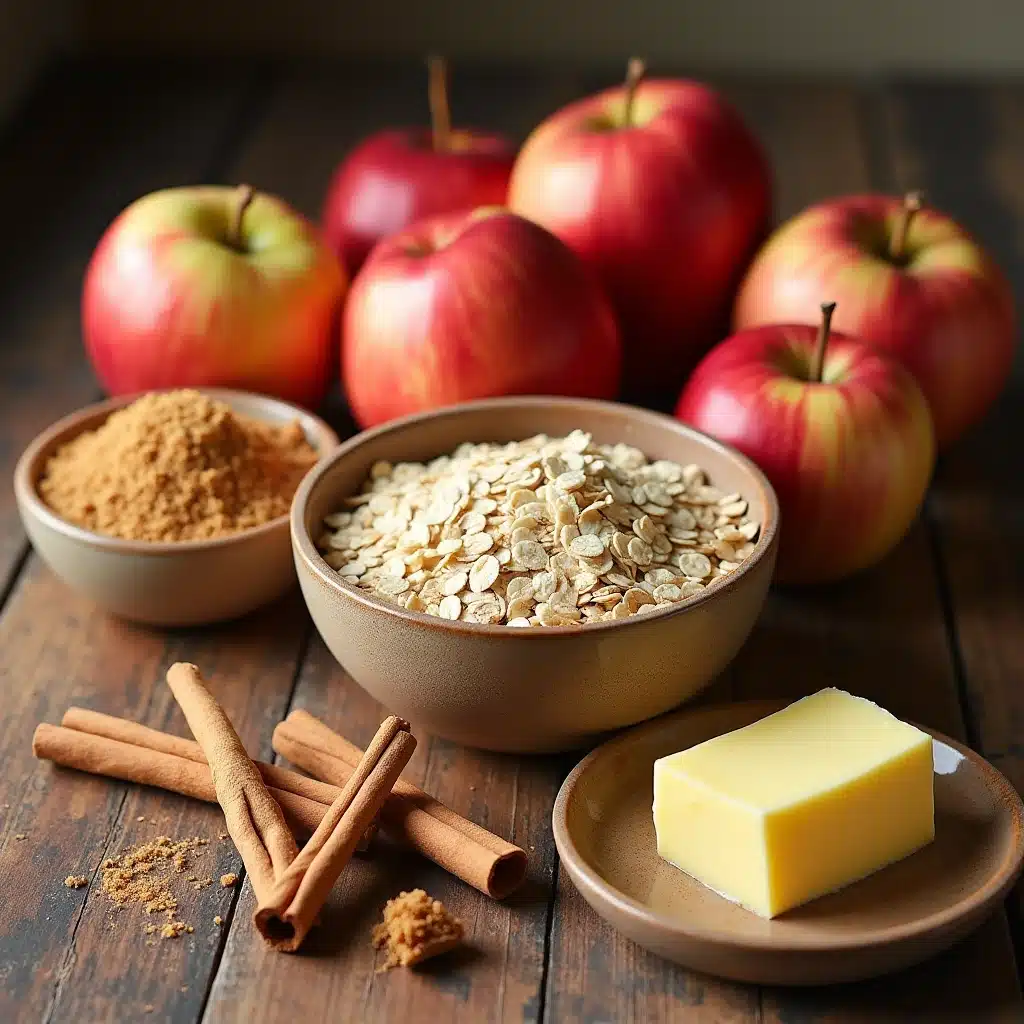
[{"xmin": 0, "ymin": 60, "xmax": 1021, "ymax": 1023}]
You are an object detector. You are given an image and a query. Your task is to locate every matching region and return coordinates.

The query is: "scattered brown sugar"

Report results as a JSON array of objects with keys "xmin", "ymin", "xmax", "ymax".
[
  {"xmin": 372, "ymin": 889, "xmax": 463, "ymax": 971},
  {"xmin": 219, "ymin": 873, "xmax": 237, "ymax": 888},
  {"xmin": 160, "ymin": 921, "xmax": 193, "ymax": 939},
  {"xmin": 214, "ymin": 915, "xmax": 223, "ymax": 926},
  {"xmin": 39, "ymin": 389, "xmax": 319, "ymax": 542},
  {"xmin": 64, "ymin": 875, "xmax": 88, "ymax": 889},
  {"xmin": 98, "ymin": 835, "xmax": 208, "ymax": 936}
]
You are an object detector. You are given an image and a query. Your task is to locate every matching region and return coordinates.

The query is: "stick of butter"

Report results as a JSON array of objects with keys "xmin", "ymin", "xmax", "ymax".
[{"xmin": 652, "ymin": 688, "xmax": 935, "ymax": 918}]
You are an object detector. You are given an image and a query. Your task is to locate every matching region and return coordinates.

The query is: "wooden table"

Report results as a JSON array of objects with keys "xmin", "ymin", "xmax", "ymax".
[{"xmin": 1, "ymin": 59, "xmax": 1021, "ymax": 1023}]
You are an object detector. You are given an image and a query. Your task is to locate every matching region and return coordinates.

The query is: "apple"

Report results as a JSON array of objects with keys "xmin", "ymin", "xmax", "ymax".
[
  {"xmin": 676, "ymin": 303, "xmax": 936, "ymax": 585},
  {"xmin": 342, "ymin": 207, "xmax": 621, "ymax": 428},
  {"xmin": 83, "ymin": 184, "xmax": 346, "ymax": 409},
  {"xmin": 508, "ymin": 59, "xmax": 771, "ymax": 399},
  {"xmin": 322, "ymin": 57, "xmax": 516, "ymax": 279},
  {"xmin": 733, "ymin": 192, "xmax": 1016, "ymax": 448}
]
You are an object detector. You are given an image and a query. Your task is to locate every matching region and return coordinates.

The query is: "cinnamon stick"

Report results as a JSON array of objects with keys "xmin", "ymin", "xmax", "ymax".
[
  {"xmin": 273, "ymin": 710, "xmax": 528, "ymax": 899},
  {"xmin": 38, "ymin": 707, "xmax": 523, "ymax": 894},
  {"xmin": 166, "ymin": 662, "xmax": 297, "ymax": 906},
  {"xmin": 32, "ymin": 722, "xmax": 331, "ymax": 835},
  {"xmin": 62, "ymin": 707, "xmax": 341, "ymax": 809},
  {"xmin": 254, "ymin": 716, "xmax": 416, "ymax": 951}
]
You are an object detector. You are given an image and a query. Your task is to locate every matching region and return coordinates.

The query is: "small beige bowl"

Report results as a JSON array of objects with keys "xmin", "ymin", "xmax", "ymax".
[
  {"xmin": 15, "ymin": 388, "xmax": 339, "ymax": 627},
  {"xmin": 292, "ymin": 397, "xmax": 779, "ymax": 753}
]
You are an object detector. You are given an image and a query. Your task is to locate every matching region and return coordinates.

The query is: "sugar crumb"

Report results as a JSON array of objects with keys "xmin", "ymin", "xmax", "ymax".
[
  {"xmin": 372, "ymin": 889, "xmax": 463, "ymax": 971},
  {"xmin": 98, "ymin": 834, "xmax": 209, "ymax": 939},
  {"xmin": 219, "ymin": 873, "xmax": 237, "ymax": 887}
]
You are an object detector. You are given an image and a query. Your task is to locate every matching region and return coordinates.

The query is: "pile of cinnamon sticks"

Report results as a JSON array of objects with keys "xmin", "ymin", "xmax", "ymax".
[{"xmin": 33, "ymin": 662, "xmax": 527, "ymax": 953}]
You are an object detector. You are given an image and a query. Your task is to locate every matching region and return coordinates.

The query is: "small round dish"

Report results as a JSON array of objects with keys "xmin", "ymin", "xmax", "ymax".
[
  {"xmin": 552, "ymin": 700, "xmax": 1024, "ymax": 986},
  {"xmin": 14, "ymin": 388, "xmax": 339, "ymax": 627}
]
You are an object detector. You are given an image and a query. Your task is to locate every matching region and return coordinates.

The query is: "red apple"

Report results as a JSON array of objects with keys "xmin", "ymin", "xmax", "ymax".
[
  {"xmin": 508, "ymin": 59, "xmax": 771, "ymax": 398},
  {"xmin": 342, "ymin": 207, "xmax": 621, "ymax": 428},
  {"xmin": 733, "ymin": 192, "xmax": 1016, "ymax": 448},
  {"xmin": 322, "ymin": 58, "xmax": 515, "ymax": 278},
  {"xmin": 676, "ymin": 303, "xmax": 936, "ymax": 584},
  {"xmin": 83, "ymin": 184, "xmax": 346, "ymax": 408}
]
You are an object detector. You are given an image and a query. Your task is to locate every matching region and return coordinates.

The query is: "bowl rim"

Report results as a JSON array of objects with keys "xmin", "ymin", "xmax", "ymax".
[
  {"xmin": 291, "ymin": 395, "xmax": 780, "ymax": 637},
  {"xmin": 14, "ymin": 386, "xmax": 341, "ymax": 556}
]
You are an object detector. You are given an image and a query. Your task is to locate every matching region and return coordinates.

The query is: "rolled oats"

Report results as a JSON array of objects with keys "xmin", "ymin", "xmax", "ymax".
[{"xmin": 320, "ymin": 433, "xmax": 761, "ymax": 627}]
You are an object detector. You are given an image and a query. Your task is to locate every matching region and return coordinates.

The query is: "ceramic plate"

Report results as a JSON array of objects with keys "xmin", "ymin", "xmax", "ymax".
[{"xmin": 552, "ymin": 700, "xmax": 1024, "ymax": 986}]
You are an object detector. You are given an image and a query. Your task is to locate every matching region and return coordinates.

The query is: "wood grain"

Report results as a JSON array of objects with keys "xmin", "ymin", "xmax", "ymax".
[
  {"xmin": 0, "ymin": 564, "xmax": 312, "ymax": 1022},
  {"xmin": 878, "ymin": 81, "xmax": 1024, "ymax": 957}
]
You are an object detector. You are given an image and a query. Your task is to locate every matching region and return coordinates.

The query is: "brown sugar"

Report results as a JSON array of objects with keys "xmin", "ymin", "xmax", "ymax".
[
  {"xmin": 98, "ymin": 835, "xmax": 208, "ymax": 936},
  {"xmin": 219, "ymin": 873, "xmax": 237, "ymax": 888},
  {"xmin": 39, "ymin": 389, "xmax": 319, "ymax": 542},
  {"xmin": 372, "ymin": 889, "xmax": 463, "ymax": 970},
  {"xmin": 64, "ymin": 875, "xmax": 88, "ymax": 889},
  {"xmin": 160, "ymin": 921, "xmax": 193, "ymax": 939}
]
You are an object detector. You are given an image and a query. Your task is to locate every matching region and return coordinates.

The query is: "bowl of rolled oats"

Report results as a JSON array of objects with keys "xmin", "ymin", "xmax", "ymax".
[{"xmin": 291, "ymin": 397, "xmax": 779, "ymax": 752}]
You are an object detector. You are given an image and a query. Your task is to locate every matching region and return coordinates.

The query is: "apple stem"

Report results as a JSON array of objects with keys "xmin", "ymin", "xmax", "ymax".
[
  {"xmin": 428, "ymin": 54, "xmax": 451, "ymax": 152},
  {"xmin": 229, "ymin": 184, "xmax": 255, "ymax": 251},
  {"xmin": 623, "ymin": 57, "xmax": 646, "ymax": 127},
  {"xmin": 810, "ymin": 302, "xmax": 837, "ymax": 383},
  {"xmin": 889, "ymin": 190, "xmax": 923, "ymax": 262}
]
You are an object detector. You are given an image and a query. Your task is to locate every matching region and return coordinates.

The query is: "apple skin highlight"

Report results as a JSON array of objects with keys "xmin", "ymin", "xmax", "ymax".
[
  {"xmin": 509, "ymin": 75, "xmax": 771, "ymax": 399},
  {"xmin": 83, "ymin": 186, "xmax": 346, "ymax": 410},
  {"xmin": 733, "ymin": 194, "xmax": 1016, "ymax": 447},
  {"xmin": 342, "ymin": 208, "xmax": 622, "ymax": 429},
  {"xmin": 676, "ymin": 321, "xmax": 935, "ymax": 585}
]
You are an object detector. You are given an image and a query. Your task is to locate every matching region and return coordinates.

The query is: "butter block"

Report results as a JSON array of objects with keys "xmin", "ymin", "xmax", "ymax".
[{"xmin": 653, "ymin": 689, "xmax": 935, "ymax": 918}]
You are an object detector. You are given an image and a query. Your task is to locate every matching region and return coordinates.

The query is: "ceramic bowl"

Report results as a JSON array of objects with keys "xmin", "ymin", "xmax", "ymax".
[
  {"xmin": 291, "ymin": 397, "xmax": 779, "ymax": 754},
  {"xmin": 15, "ymin": 388, "xmax": 339, "ymax": 627}
]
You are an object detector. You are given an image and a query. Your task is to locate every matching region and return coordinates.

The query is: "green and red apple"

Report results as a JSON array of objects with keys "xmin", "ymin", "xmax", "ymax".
[
  {"xmin": 83, "ymin": 185, "xmax": 347, "ymax": 409},
  {"xmin": 509, "ymin": 59, "xmax": 771, "ymax": 399},
  {"xmin": 676, "ymin": 303, "xmax": 936, "ymax": 584},
  {"xmin": 733, "ymin": 192, "xmax": 1016, "ymax": 447}
]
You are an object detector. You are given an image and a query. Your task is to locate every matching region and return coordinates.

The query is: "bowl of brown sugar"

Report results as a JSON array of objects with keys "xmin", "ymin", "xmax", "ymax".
[{"xmin": 15, "ymin": 388, "xmax": 338, "ymax": 626}]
